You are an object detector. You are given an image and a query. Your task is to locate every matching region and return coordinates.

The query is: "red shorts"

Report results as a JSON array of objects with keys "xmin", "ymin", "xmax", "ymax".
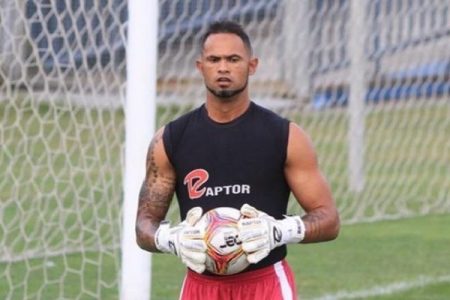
[{"xmin": 179, "ymin": 260, "xmax": 298, "ymax": 300}]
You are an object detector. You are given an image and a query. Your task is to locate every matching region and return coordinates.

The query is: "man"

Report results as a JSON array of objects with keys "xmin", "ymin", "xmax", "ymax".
[{"xmin": 136, "ymin": 20, "xmax": 340, "ymax": 299}]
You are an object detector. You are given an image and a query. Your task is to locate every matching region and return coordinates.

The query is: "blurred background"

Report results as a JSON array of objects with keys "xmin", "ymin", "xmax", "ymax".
[{"xmin": 1, "ymin": 1, "xmax": 449, "ymax": 299}]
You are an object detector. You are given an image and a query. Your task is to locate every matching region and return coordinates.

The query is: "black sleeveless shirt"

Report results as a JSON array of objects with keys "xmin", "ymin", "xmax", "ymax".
[{"xmin": 163, "ymin": 101, "xmax": 291, "ymax": 272}]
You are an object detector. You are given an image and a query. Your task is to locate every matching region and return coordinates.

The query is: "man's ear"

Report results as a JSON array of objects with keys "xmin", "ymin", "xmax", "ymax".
[
  {"xmin": 248, "ymin": 57, "xmax": 259, "ymax": 75},
  {"xmin": 196, "ymin": 57, "xmax": 202, "ymax": 72}
]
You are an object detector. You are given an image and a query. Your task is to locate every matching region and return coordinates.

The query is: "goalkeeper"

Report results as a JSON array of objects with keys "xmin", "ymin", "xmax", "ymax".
[{"xmin": 136, "ymin": 20, "xmax": 340, "ymax": 300}]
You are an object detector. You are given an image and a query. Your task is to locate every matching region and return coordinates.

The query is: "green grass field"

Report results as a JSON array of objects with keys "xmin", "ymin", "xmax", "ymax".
[
  {"xmin": 151, "ymin": 214, "xmax": 450, "ymax": 300},
  {"xmin": 1, "ymin": 99, "xmax": 449, "ymax": 299},
  {"xmin": 1, "ymin": 214, "xmax": 448, "ymax": 299}
]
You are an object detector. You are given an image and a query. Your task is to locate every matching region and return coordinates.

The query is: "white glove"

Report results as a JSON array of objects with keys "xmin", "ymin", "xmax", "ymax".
[
  {"xmin": 154, "ymin": 207, "xmax": 207, "ymax": 273},
  {"xmin": 238, "ymin": 204, "xmax": 305, "ymax": 264}
]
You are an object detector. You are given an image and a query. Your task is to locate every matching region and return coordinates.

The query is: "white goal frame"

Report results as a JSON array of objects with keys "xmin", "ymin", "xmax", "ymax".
[{"xmin": 120, "ymin": 1, "xmax": 157, "ymax": 299}]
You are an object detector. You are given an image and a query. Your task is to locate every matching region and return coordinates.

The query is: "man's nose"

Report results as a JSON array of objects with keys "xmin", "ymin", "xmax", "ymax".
[{"xmin": 218, "ymin": 60, "xmax": 229, "ymax": 73}]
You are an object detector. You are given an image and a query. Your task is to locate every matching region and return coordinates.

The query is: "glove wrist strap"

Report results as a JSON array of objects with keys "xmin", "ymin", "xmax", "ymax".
[
  {"xmin": 154, "ymin": 221, "xmax": 174, "ymax": 254},
  {"xmin": 278, "ymin": 215, "xmax": 305, "ymax": 245}
]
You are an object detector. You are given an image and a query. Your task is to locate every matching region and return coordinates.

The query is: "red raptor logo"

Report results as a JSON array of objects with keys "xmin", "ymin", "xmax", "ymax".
[
  {"xmin": 183, "ymin": 169, "xmax": 251, "ymax": 200},
  {"xmin": 183, "ymin": 169, "xmax": 209, "ymax": 199}
]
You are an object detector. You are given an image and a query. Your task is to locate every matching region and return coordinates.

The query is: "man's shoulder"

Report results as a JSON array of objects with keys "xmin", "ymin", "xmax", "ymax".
[
  {"xmin": 166, "ymin": 105, "xmax": 203, "ymax": 127},
  {"xmin": 252, "ymin": 102, "xmax": 290, "ymax": 124},
  {"xmin": 163, "ymin": 105, "xmax": 205, "ymax": 145},
  {"xmin": 162, "ymin": 105, "xmax": 203, "ymax": 158}
]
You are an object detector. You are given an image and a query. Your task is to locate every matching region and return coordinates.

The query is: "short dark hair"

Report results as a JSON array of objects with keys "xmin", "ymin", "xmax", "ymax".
[{"xmin": 200, "ymin": 20, "xmax": 253, "ymax": 54}]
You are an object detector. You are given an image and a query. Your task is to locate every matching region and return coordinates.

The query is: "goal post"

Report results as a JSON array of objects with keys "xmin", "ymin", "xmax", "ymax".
[
  {"xmin": 348, "ymin": 0, "xmax": 367, "ymax": 193},
  {"xmin": 120, "ymin": 1, "xmax": 157, "ymax": 300}
]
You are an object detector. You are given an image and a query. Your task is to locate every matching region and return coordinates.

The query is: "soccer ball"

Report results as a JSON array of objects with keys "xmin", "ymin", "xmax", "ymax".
[{"xmin": 197, "ymin": 207, "xmax": 249, "ymax": 275}]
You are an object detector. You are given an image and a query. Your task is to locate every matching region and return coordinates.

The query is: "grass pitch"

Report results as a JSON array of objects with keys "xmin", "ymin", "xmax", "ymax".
[
  {"xmin": 1, "ymin": 99, "xmax": 449, "ymax": 299},
  {"xmin": 151, "ymin": 214, "xmax": 450, "ymax": 300}
]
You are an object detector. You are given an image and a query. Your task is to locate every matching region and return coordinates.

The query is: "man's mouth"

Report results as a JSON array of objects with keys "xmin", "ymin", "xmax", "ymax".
[{"xmin": 217, "ymin": 77, "xmax": 231, "ymax": 83}]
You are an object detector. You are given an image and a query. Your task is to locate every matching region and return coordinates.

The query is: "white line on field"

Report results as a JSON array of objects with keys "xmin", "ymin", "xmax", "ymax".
[{"xmin": 311, "ymin": 274, "xmax": 450, "ymax": 300}]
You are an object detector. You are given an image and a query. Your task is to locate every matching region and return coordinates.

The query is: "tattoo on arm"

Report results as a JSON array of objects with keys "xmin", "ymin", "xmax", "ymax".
[
  {"xmin": 301, "ymin": 210, "xmax": 327, "ymax": 243},
  {"xmin": 136, "ymin": 133, "xmax": 175, "ymax": 251}
]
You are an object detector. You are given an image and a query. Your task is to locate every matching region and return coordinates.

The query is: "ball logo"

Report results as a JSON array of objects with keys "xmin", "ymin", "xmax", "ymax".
[
  {"xmin": 183, "ymin": 168, "xmax": 251, "ymax": 200},
  {"xmin": 183, "ymin": 169, "xmax": 209, "ymax": 199},
  {"xmin": 219, "ymin": 234, "xmax": 242, "ymax": 249}
]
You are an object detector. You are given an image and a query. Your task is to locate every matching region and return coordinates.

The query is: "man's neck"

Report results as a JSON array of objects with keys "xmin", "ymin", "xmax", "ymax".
[{"xmin": 204, "ymin": 96, "xmax": 251, "ymax": 123}]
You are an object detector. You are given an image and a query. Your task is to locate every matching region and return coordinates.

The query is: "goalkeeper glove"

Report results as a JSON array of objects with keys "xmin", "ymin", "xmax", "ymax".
[
  {"xmin": 238, "ymin": 204, "xmax": 305, "ymax": 264},
  {"xmin": 154, "ymin": 207, "xmax": 207, "ymax": 273}
]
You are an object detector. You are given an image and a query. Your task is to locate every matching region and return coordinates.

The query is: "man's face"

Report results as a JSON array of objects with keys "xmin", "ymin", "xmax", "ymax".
[{"xmin": 196, "ymin": 33, "xmax": 258, "ymax": 100}]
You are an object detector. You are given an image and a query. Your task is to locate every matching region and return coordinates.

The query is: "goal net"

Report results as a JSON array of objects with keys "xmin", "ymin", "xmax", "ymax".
[
  {"xmin": 156, "ymin": 0, "xmax": 450, "ymax": 223},
  {"xmin": 1, "ymin": 0, "xmax": 449, "ymax": 299},
  {"xmin": 1, "ymin": 0, "xmax": 126, "ymax": 299}
]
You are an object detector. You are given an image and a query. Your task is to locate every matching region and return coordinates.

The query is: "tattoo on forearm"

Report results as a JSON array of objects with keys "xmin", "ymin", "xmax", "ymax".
[
  {"xmin": 139, "ymin": 183, "xmax": 171, "ymax": 215},
  {"xmin": 136, "ymin": 133, "xmax": 175, "ymax": 249},
  {"xmin": 302, "ymin": 210, "xmax": 327, "ymax": 242}
]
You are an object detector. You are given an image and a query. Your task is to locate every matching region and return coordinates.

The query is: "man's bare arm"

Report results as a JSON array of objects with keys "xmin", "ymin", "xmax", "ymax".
[
  {"xmin": 284, "ymin": 122, "xmax": 340, "ymax": 243},
  {"xmin": 136, "ymin": 127, "xmax": 176, "ymax": 252}
]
